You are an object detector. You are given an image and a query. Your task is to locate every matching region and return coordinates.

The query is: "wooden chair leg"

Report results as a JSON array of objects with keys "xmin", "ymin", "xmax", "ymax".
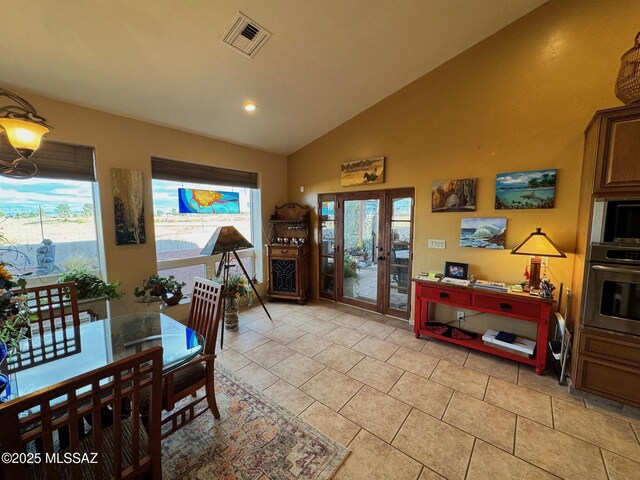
[{"xmin": 206, "ymin": 361, "xmax": 220, "ymax": 419}]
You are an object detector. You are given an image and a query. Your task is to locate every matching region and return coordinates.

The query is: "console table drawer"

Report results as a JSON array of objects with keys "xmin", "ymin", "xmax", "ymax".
[
  {"xmin": 421, "ymin": 286, "xmax": 471, "ymax": 306},
  {"xmin": 474, "ymin": 294, "xmax": 541, "ymax": 319}
]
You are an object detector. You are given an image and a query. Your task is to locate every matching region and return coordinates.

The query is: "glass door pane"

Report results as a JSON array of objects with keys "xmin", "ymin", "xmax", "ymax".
[
  {"xmin": 388, "ymin": 196, "xmax": 412, "ymax": 315},
  {"xmin": 319, "ymin": 197, "xmax": 336, "ymax": 298},
  {"xmin": 343, "ymin": 198, "xmax": 380, "ymax": 305}
]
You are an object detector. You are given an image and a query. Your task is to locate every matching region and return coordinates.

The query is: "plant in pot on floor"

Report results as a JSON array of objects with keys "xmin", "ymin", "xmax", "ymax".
[
  {"xmin": 343, "ymin": 255, "xmax": 359, "ymax": 297},
  {"xmin": 0, "ymin": 263, "xmax": 34, "ymax": 398},
  {"xmin": 218, "ymin": 274, "xmax": 253, "ymax": 331},
  {"xmin": 133, "ymin": 274, "xmax": 186, "ymax": 306}
]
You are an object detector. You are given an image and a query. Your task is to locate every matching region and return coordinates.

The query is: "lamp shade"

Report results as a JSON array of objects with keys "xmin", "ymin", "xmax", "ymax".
[
  {"xmin": 200, "ymin": 226, "xmax": 253, "ymax": 255},
  {"xmin": 510, "ymin": 228, "xmax": 566, "ymax": 258},
  {"xmin": 0, "ymin": 118, "xmax": 49, "ymax": 158}
]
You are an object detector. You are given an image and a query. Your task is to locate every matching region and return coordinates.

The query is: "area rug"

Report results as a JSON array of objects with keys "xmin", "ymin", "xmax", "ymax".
[{"xmin": 161, "ymin": 367, "xmax": 349, "ymax": 479}]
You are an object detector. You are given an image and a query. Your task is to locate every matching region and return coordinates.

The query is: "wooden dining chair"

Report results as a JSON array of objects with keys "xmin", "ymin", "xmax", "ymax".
[
  {"xmin": 0, "ymin": 346, "xmax": 163, "ymax": 480},
  {"xmin": 152, "ymin": 276, "xmax": 223, "ymax": 439},
  {"xmin": 8, "ymin": 282, "xmax": 82, "ymax": 372}
]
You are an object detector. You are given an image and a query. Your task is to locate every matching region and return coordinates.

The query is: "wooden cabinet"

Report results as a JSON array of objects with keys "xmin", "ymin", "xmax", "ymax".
[
  {"xmin": 589, "ymin": 104, "xmax": 640, "ymax": 195},
  {"xmin": 266, "ymin": 203, "xmax": 311, "ymax": 304},
  {"xmin": 575, "ymin": 328, "xmax": 640, "ymax": 407},
  {"xmin": 413, "ymin": 279, "xmax": 553, "ymax": 375}
]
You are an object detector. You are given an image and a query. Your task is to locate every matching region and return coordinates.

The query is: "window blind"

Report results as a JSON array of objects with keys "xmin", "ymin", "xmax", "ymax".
[
  {"xmin": 151, "ymin": 156, "xmax": 258, "ymax": 189},
  {"xmin": 0, "ymin": 136, "xmax": 96, "ymax": 181}
]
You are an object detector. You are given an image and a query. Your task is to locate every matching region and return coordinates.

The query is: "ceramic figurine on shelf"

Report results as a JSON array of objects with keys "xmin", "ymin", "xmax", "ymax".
[{"xmin": 539, "ymin": 278, "xmax": 556, "ymax": 299}]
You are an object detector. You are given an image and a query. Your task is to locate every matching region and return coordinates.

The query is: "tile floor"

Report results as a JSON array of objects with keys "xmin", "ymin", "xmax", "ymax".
[{"xmin": 215, "ymin": 300, "xmax": 640, "ymax": 480}]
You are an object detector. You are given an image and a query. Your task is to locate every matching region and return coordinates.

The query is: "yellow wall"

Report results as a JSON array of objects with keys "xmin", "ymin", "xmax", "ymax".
[
  {"xmin": 8, "ymin": 88, "xmax": 287, "ymax": 316},
  {"xmin": 287, "ymin": 0, "xmax": 640, "ymax": 323}
]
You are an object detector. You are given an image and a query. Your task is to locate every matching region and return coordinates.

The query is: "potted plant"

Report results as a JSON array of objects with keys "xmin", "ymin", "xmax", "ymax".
[
  {"xmin": 0, "ymin": 263, "xmax": 33, "ymax": 396},
  {"xmin": 133, "ymin": 274, "xmax": 186, "ymax": 306},
  {"xmin": 58, "ymin": 270, "xmax": 124, "ymax": 300},
  {"xmin": 343, "ymin": 255, "xmax": 359, "ymax": 297},
  {"xmin": 217, "ymin": 274, "xmax": 253, "ymax": 331}
]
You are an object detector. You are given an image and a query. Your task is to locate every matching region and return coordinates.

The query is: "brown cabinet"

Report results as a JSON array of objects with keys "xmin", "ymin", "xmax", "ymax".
[
  {"xmin": 266, "ymin": 203, "xmax": 311, "ymax": 304},
  {"xmin": 590, "ymin": 104, "xmax": 640, "ymax": 195}
]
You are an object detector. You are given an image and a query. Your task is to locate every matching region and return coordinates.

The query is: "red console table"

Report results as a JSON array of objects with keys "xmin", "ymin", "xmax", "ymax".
[{"xmin": 413, "ymin": 279, "xmax": 553, "ymax": 375}]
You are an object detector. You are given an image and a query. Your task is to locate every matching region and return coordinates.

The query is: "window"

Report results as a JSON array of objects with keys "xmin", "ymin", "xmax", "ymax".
[
  {"xmin": 152, "ymin": 179, "xmax": 259, "ymax": 293},
  {"xmin": 0, "ymin": 177, "xmax": 101, "ymax": 281}
]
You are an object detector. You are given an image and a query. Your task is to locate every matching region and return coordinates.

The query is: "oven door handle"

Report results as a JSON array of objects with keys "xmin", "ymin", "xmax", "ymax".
[{"xmin": 591, "ymin": 264, "xmax": 640, "ymax": 275}]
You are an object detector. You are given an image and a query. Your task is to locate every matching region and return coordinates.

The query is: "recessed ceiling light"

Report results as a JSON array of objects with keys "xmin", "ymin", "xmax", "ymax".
[{"xmin": 244, "ymin": 103, "xmax": 256, "ymax": 112}]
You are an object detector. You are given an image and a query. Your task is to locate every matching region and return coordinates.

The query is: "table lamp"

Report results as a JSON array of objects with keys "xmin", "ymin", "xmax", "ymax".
[{"xmin": 510, "ymin": 227, "xmax": 566, "ymax": 290}]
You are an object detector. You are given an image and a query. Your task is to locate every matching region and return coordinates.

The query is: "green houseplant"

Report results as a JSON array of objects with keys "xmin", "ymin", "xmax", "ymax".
[
  {"xmin": 133, "ymin": 274, "xmax": 186, "ymax": 305},
  {"xmin": 57, "ymin": 270, "xmax": 124, "ymax": 300},
  {"xmin": 216, "ymin": 274, "xmax": 253, "ymax": 331}
]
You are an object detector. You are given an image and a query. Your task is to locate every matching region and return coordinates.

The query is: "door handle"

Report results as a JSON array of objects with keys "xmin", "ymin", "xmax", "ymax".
[{"xmin": 377, "ymin": 255, "xmax": 385, "ymax": 260}]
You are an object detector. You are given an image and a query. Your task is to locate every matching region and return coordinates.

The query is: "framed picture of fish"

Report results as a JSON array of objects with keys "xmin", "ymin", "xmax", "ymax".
[
  {"xmin": 341, "ymin": 157, "xmax": 385, "ymax": 186},
  {"xmin": 495, "ymin": 169, "xmax": 556, "ymax": 209},
  {"xmin": 432, "ymin": 178, "xmax": 476, "ymax": 212},
  {"xmin": 460, "ymin": 218, "xmax": 506, "ymax": 249}
]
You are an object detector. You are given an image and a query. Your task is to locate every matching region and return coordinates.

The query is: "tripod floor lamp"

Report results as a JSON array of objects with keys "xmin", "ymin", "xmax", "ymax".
[{"xmin": 201, "ymin": 226, "xmax": 271, "ymax": 346}]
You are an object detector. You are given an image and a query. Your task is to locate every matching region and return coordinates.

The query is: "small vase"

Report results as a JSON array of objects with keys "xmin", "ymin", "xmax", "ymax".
[
  {"xmin": 224, "ymin": 297, "xmax": 240, "ymax": 331},
  {"xmin": 162, "ymin": 292, "xmax": 183, "ymax": 306},
  {"xmin": 0, "ymin": 340, "xmax": 8, "ymax": 398}
]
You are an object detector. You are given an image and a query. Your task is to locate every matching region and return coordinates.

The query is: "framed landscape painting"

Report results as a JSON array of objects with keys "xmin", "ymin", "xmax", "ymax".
[
  {"xmin": 460, "ymin": 218, "xmax": 506, "ymax": 249},
  {"xmin": 495, "ymin": 169, "xmax": 556, "ymax": 209},
  {"xmin": 341, "ymin": 157, "xmax": 384, "ymax": 186},
  {"xmin": 432, "ymin": 178, "xmax": 476, "ymax": 212},
  {"xmin": 112, "ymin": 168, "xmax": 146, "ymax": 245}
]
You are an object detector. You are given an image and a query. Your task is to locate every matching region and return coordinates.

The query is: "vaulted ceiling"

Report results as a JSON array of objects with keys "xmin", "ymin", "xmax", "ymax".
[{"xmin": 0, "ymin": 0, "xmax": 546, "ymax": 155}]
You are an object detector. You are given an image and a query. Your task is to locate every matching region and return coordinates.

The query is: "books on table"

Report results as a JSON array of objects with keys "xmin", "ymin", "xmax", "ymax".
[
  {"xmin": 415, "ymin": 272, "xmax": 443, "ymax": 282},
  {"xmin": 473, "ymin": 279, "xmax": 509, "ymax": 292},
  {"xmin": 441, "ymin": 277, "xmax": 471, "ymax": 286}
]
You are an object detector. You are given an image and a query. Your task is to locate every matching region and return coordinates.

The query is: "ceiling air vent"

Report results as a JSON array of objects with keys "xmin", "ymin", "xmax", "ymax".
[{"xmin": 221, "ymin": 12, "xmax": 272, "ymax": 59}]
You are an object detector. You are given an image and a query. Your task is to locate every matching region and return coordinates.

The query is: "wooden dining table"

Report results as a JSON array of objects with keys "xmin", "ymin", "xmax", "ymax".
[{"xmin": 0, "ymin": 311, "xmax": 204, "ymax": 404}]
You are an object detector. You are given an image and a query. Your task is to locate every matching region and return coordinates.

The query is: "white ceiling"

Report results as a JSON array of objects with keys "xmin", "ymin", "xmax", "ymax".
[{"xmin": 0, "ymin": 0, "xmax": 546, "ymax": 155}]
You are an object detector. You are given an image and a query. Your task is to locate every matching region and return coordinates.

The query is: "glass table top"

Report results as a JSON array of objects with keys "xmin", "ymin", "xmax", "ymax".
[{"xmin": 0, "ymin": 312, "xmax": 203, "ymax": 404}]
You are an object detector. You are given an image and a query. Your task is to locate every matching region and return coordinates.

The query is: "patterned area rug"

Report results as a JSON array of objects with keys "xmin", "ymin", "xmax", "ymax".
[{"xmin": 162, "ymin": 367, "xmax": 349, "ymax": 479}]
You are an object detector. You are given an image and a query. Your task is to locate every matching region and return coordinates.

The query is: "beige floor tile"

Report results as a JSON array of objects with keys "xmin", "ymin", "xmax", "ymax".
[
  {"xmin": 217, "ymin": 324, "xmax": 250, "ymax": 340},
  {"xmin": 464, "ymin": 350, "xmax": 518, "ymax": 383},
  {"xmin": 278, "ymin": 312, "xmax": 313, "ymax": 328},
  {"xmin": 286, "ymin": 333, "xmax": 333, "ymax": 357},
  {"xmin": 332, "ymin": 313, "xmax": 368, "ymax": 330},
  {"xmin": 334, "ymin": 430, "xmax": 422, "ymax": 480},
  {"xmin": 239, "ymin": 307, "xmax": 267, "ymax": 322},
  {"xmin": 323, "ymin": 326, "xmax": 367, "ymax": 348},
  {"xmin": 352, "ymin": 336, "xmax": 399, "ymax": 361},
  {"xmin": 309, "ymin": 307, "xmax": 342, "ymax": 321},
  {"xmin": 419, "ymin": 467, "xmax": 446, "ymax": 479},
  {"xmin": 215, "ymin": 348, "xmax": 251, "ymax": 373},
  {"xmin": 552, "ymin": 398, "xmax": 640, "ymax": 461},
  {"xmin": 485, "ymin": 377, "xmax": 553, "ymax": 427},
  {"xmin": 356, "ymin": 320, "xmax": 396, "ymax": 340},
  {"xmin": 298, "ymin": 318, "xmax": 339, "ymax": 336},
  {"xmin": 340, "ymin": 386, "xmax": 411, "ymax": 442},
  {"xmin": 515, "ymin": 417, "xmax": 607, "ymax": 480},
  {"xmin": 299, "ymin": 402, "xmax": 360, "ymax": 447},
  {"xmin": 233, "ymin": 362, "xmax": 279, "ymax": 391},
  {"xmin": 430, "ymin": 360, "xmax": 488, "ymax": 399},
  {"xmin": 584, "ymin": 398, "xmax": 640, "ymax": 426},
  {"xmin": 392, "ymin": 409, "xmax": 474, "ymax": 480},
  {"xmin": 384, "ymin": 318, "xmax": 414, "ymax": 331},
  {"xmin": 387, "ymin": 346, "xmax": 440, "ymax": 379},
  {"xmin": 602, "ymin": 450, "xmax": 640, "ymax": 480},
  {"xmin": 300, "ymin": 367, "xmax": 363, "ymax": 411},
  {"xmin": 389, "ymin": 371, "xmax": 453, "ymax": 419},
  {"xmin": 269, "ymin": 352, "xmax": 326, "ymax": 387},
  {"xmin": 262, "ymin": 324, "xmax": 306, "ymax": 344},
  {"xmin": 347, "ymin": 356, "xmax": 404, "ymax": 393},
  {"xmin": 313, "ymin": 343, "xmax": 365, "ymax": 373},
  {"xmin": 224, "ymin": 330, "xmax": 270, "ymax": 353},
  {"xmin": 443, "ymin": 391, "xmax": 516, "ymax": 453},
  {"xmin": 517, "ymin": 365, "xmax": 584, "ymax": 406},
  {"xmin": 386, "ymin": 328, "xmax": 430, "ymax": 351},
  {"xmin": 263, "ymin": 379, "xmax": 315, "ymax": 415},
  {"xmin": 421, "ymin": 338, "xmax": 469, "ymax": 365},
  {"xmin": 467, "ymin": 440, "xmax": 558, "ymax": 480},
  {"xmin": 243, "ymin": 340, "xmax": 295, "ymax": 368},
  {"xmin": 243, "ymin": 316, "xmax": 285, "ymax": 334}
]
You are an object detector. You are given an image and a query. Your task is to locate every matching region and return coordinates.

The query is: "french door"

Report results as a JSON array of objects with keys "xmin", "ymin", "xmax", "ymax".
[{"xmin": 318, "ymin": 188, "xmax": 414, "ymax": 319}]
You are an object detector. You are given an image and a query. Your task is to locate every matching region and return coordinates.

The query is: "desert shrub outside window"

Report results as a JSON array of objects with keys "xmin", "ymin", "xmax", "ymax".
[{"xmin": 0, "ymin": 177, "xmax": 101, "ymax": 281}]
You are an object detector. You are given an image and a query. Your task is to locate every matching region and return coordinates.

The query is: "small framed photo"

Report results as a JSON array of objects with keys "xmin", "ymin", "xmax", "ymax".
[{"xmin": 444, "ymin": 261, "xmax": 469, "ymax": 279}]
